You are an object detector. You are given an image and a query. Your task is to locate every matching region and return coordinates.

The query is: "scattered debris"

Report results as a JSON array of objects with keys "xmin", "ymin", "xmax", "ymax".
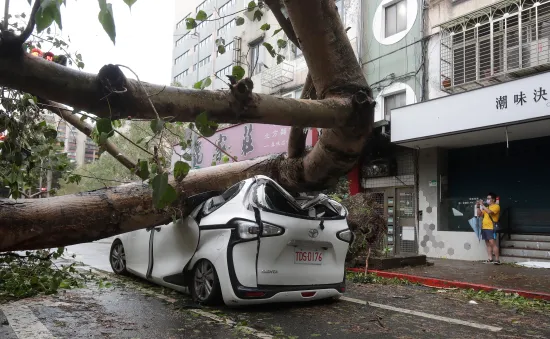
[{"xmin": 469, "ymin": 300, "xmax": 478, "ymax": 305}]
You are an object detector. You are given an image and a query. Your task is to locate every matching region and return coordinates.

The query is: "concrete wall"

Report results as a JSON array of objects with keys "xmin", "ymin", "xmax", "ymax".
[
  {"xmin": 362, "ymin": 0, "xmax": 425, "ymax": 121},
  {"xmin": 418, "ymin": 148, "xmax": 489, "ymax": 260}
]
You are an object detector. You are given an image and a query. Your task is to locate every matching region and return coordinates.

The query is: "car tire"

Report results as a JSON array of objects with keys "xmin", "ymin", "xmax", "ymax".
[
  {"xmin": 190, "ymin": 259, "xmax": 222, "ymax": 305},
  {"xmin": 109, "ymin": 240, "xmax": 128, "ymax": 275}
]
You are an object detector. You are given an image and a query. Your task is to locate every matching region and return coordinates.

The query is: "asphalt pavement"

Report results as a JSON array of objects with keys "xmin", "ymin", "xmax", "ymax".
[{"xmin": 1, "ymin": 240, "xmax": 549, "ymax": 338}]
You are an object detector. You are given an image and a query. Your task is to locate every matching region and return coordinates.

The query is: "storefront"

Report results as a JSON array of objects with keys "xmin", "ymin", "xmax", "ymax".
[{"xmin": 391, "ymin": 71, "xmax": 550, "ymax": 260}]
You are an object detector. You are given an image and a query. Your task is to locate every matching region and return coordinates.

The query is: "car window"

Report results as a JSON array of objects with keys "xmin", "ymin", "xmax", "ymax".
[{"xmin": 264, "ymin": 184, "xmax": 309, "ymax": 216}]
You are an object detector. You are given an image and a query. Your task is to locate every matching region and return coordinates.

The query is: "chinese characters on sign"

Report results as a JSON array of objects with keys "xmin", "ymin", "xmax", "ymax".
[
  {"xmin": 188, "ymin": 124, "xmax": 313, "ymax": 169},
  {"xmin": 496, "ymin": 87, "xmax": 548, "ymax": 110}
]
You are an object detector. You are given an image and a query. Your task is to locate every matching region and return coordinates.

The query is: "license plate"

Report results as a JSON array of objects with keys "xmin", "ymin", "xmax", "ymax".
[{"xmin": 294, "ymin": 249, "xmax": 323, "ymax": 265}]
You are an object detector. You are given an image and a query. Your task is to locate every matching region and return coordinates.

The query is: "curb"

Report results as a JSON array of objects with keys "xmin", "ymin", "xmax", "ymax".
[{"xmin": 346, "ymin": 268, "xmax": 550, "ymax": 301}]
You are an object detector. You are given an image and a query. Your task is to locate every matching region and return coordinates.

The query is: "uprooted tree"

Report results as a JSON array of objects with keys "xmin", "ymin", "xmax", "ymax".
[{"xmin": 0, "ymin": 0, "xmax": 376, "ymax": 252}]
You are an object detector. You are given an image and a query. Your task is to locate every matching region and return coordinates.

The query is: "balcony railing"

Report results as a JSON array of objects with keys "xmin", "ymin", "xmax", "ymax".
[
  {"xmin": 440, "ymin": 0, "xmax": 550, "ymax": 93},
  {"xmin": 261, "ymin": 61, "xmax": 294, "ymax": 88}
]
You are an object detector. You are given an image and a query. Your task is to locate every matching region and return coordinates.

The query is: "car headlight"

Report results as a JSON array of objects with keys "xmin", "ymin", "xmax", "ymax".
[
  {"xmin": 337, "ymin": 229, "xmax": 354, "ymax": 243},
  {"xmin": 234, "ymin": 220, "xmax": 284, "ymax": 239}
]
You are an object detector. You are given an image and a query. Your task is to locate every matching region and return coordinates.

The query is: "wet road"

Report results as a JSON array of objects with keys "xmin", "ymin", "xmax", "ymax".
[{"xmin": 1, "ymin": 240, "xmax": 549, "ymax": 338}]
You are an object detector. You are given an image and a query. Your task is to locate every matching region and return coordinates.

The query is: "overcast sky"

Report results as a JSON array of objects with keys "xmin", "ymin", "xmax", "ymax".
[{"xmin": 1, "ymin": 0, "xmax": 179, "ymax": 85}]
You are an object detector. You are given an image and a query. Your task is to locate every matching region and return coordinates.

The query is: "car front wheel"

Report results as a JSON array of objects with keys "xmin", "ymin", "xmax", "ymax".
[
  {"xmin": 191, "ymin": 259, "xmax": 222, "ymax": 305},
  {"xmin": 110, "ymin": 240, "xmax": 128, "ymax": 275}
]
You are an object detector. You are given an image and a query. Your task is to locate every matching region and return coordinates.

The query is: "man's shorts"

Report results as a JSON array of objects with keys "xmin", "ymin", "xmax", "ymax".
[{"xmin": 482, "ymin": 229, "xmax": 495, "ymax": 240}]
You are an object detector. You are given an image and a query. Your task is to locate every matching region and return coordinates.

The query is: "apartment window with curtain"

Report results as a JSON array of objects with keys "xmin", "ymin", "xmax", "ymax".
[
  {"xmin": 249, "ymin": 40, "xmax": 264, "ymax": 75},
  {"xmin": 384, "ymin": 92, "xmax": 406, "ymax": 121},
  {"xmin": 385, "ymin": 0, "xmax": 407, "ymax": 38}
]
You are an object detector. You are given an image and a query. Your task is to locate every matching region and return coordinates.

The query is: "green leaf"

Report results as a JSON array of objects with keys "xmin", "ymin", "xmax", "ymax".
[
  {"xmin": 277, "ymin": 54, "xmax": 285, "ymax": 64},
  {"xmin": 179, "ymin": 140, "xmax": 187, "ymax": 148},
  {"xmin": 260, "ymin": 23, "xmax": 270, "ymax": 31},
  {"xmin": 96, "ymin": 118, "xmax": 114, "ymax": 136},
  {"xmin": 232, "ymin": 65, "xmax": 245, "ymax": 81},
  {"xmin": 186, "ymin": 17, "xmax": 197, "ymax": 30},
  {"xmin": 182, "ymin": 153, "xmax": 192, "ymax": 161},
  {"xmin": 217, "ymin": 44, "xmax": 226, "ymax": 54},
  {"xmin": 112, "ymin": 119, "xmax": 122, "ymax": 128},
  {"xmin": 135, "ymin": 160, "xmax": 149, "ymax": 180},
  {"xmin": 195, "ymin": 111, "xmax": 218, "ymax": 137},
  {"xmin": 36, "ymin": 0, "xmax": 63, "ymax": 33},
  {"xmin": 173, "ymin": 161, "xmax": 191, "ymax": 181},
  {"xmin": 77, "ymin": 61, "xmax": 85, "ymax": 69},
  {"xmin": 235, "ymin": 16, "xmax": 245, "ymax": 26},
  {"xmin": 43, "ymin": 128, "xmax": 58, "ymax": 140},
  {"xmin": 222, "ymin": 155, "xmax": 230, "ymax": 163},
  {"xmin": 201, "ymin": 76, "xmax": 212, "ymax": 89},
  {"xmin": 98, "ymin": 0, "xmax": 116, "ymax": 44},
  {"xmin": 247, "ymin": 1, "xmax": 256, "ymax": 12},
  {"xmin": 196, "ymin": 10, "xmax": 207, "ymax": 21},
  {"xmin": 152, "ymin": 173, "xmax": 177, "ymax": 209},
  {"xmin": 123, "ymin": 0, "xmax": 137, "ymax": 10},
  {"xmin": 272, "ymin": 27, "xmax": 283, "ymax": 36},
  {"xmin": 253, "ymin": 9, "xmax": 263, "ymax": 21},
  {"xmin": 193, "ymin": 77, "xmax": 212, "ymax": 90},
  {"xmin": 263, "ymin": 42, "xmax": 276, "ymax": 58},
  {"xmin": 150, "ymin": 119, "xmax": 165, "ymax": 134},
  {"xmin": 277, "ymin": 39, "xmax": 287, "ymax": 50}
]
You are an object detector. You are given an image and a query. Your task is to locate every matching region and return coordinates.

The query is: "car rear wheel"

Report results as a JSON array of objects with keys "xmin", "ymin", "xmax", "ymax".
[
  {"xmin": 110, "ymin": 240, "xmax": 128, "ymax": 275},
  {"xmin": 191, "ymin": 260, "xmax": 222, "ymax": 305}
]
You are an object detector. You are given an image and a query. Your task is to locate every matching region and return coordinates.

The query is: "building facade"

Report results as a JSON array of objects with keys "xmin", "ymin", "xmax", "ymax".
[
  {"xmin": 44, "ymin": 113, "xmax": 99, "ymax": 166},
  {"xmin": 391, "ymin": 0, "xmax": 550, "ymax": 261}
]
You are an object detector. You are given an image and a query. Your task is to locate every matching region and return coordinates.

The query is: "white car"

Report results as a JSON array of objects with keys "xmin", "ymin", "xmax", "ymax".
[{"xmin": 109, "ymin": 175, "xmax": 352, "ymax": 306}]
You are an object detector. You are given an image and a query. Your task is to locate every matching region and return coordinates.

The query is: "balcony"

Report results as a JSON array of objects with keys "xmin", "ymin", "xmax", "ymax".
[
  {"xmin": 440, "ymin": 0, "xmax": 550, "ymax": 94},
  {"xmin": 261, "ymin": 61, "xmax": 294, "ymax": 88}
]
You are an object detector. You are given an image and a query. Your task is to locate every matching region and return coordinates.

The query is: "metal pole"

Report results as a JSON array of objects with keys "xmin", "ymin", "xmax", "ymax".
[
  {"xmin": 191, "ymin": 30, "xmax": 200, "ymax": 167},
  {"xmin": 3, "ymin": 0, "xmax": 10, "ymax": 31}
]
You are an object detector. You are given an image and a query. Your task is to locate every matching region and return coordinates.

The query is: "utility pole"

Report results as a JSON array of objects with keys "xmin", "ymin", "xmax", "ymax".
[{"xmin": 191, "ymin": 30, "xmax": 201, "ymax": 168}]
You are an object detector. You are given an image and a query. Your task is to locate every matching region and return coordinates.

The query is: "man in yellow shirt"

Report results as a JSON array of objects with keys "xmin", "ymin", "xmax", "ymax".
[{"xmin": 478, "ymin": 192, "xmax": 501, "ymax": 264}]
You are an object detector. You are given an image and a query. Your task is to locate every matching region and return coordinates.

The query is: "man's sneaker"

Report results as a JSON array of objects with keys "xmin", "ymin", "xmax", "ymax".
[
  {"xmin": 493, "ymin": 260, "xmax": 501, "ymax": 265},
  {"xmin": 483, "ymin": 259, "xmax": 493, "ymax": 263}
]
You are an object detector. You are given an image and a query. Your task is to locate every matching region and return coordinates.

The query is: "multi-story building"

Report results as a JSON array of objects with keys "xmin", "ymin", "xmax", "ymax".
[
  {"xmin": 45, "ymin": 113, "xmax": 99, "ymax": 166},
  {"xmin": 390, "ymin": 0, "xmax": 550, "ymax": 262},
  {"xmin": 171, "ymin": 0, "xmax": 358, "ymax": 168}
]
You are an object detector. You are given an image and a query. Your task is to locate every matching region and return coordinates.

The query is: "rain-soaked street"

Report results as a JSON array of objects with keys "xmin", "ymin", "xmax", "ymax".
[{"xmin": 1, "ymin": 239, "xmax": 549, "ymax": 339}]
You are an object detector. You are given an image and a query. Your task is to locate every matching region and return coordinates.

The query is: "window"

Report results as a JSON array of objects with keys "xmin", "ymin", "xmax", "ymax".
[
  {"xmin": 249, "ymin": 40, "xmax": 264, "ymax": 75},
  {"xmin": 217, "ymin": 41, "xmax": 234, "ymax": 56},
  {"xmin": 194, "ymin": 44, "xmax": 198, "ymax": 52},
  {"xmin": 175, "ymin": 33, "xmax": 189, "ymax": 47},
  {"xmin": 199, "ymin": 55, "xmax": 211, "ymax": 67},
  {"xmin": 385, "ymin": 0, "xmax": 407, "ymax": 38},
  {"xmin": 217, "ymin": 19, "xmax": 236, "ymax": 36},
  {"xmin": 294, "ymin": 87, "xmax": 303, "ymax": 99},
  {"xmin": 197, "ymin": 14, "xmax": 212, "ymax": 29},
  {"xmin": 219, "ymin": 0, "xmax": 236, "ymax": 24},
  {"xmin": 291, "ymin": 43, "xmax": 302, "ymax": 59},
  {"xmin": 174, "ymin": 69, "xmax": 189, "ymax": 83},
  {"xmin": 176, "ymin": 13, "xmax": 191, "ymax": 30},
  {"xmin": 383, "ymin": 92, "xmax": 406, "ymax": 121},
  {"xmin": 199, "ymin": 35, "xmax": 212, "ymax": 49},
  {"xmin": 215, "ymin": 64, "xmax": 232, "ymax": 77},
  {"xmin": 196, "ymin": 0, "xmax": 210, "ymax": 12},
  {"xmin": 174, "ymin": 50, "xmax": 189, "ymax": 65},
  {"xmin": 193, "ymin": 63, "xmax": 197, "ymax": 71}
]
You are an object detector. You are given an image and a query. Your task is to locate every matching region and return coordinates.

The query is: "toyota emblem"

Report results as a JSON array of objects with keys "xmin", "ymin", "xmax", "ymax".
[{"xmin": 308, "ymin": 229, "xmax": 319, "ymax": 238}]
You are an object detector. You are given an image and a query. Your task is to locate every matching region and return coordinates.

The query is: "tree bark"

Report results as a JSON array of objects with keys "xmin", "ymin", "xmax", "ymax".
[{"xmin": 0, "ymin": 54, "xmax": 354, "ymax": 128}]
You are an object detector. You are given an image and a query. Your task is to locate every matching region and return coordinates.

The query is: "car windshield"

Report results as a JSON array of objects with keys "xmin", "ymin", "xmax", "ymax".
[{"xmin": 254, "ymin": 179, "xmax": 344, "ymax": 219}]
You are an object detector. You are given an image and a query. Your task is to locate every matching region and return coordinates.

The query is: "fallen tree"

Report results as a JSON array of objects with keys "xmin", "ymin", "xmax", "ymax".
[{"xmin": 0, "ymin": 0, "xmax": 375, "ymax": 251}]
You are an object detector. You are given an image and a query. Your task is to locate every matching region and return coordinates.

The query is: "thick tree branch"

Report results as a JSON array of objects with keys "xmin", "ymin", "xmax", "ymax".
[
  {"xmin": 42, "ymin": 100, "xmax": 137, "ymax": 171},
  {"xmin": 284, "ymin": 0, "xmax": 367, "ymax": 98},
  {"xmin": 18, "ymin": 0, "xmax": 41, "ymax": 43},
  {"xmin": 0, "ymin": 54, "xmax": 354, "ymax": 128},
  {"xmin": 265, "ymin": 0, "xmax": 299, "ymax": 47},
  {"xmin": 288, "ymin": 74, "xmax": 316, "ymax": 158}
]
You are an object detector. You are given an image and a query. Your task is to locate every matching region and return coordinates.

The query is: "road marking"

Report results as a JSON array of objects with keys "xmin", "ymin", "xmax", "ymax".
[
  {"xmin": 341, "ymin": 296, "xmax": 502, "ymax": 332},
  {"xmin": 88, "ymin": 268, "xmax": 274, "ymax": 339},
  {"xmin": 1, "ymin": 303, "xmax": 55, "ymax": 339}
]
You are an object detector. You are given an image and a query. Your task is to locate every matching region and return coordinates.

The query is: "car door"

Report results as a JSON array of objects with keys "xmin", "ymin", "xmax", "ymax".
[
  {"xmin": 254, "ymin": 182, "xmax": 349, "ymax": 286},
  {"xmin": 150, "ymin": 216, "xmax": 200, "ymax": 286},
  {"xmin": 124, "ymin": 228, "xmax": 153, "ymax": 278}
]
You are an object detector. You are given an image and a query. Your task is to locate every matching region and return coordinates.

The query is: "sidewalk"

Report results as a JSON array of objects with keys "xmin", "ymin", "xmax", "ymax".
[{"xmin": 362, "ymin": 258, "xmax": 550, "ymax": 301}]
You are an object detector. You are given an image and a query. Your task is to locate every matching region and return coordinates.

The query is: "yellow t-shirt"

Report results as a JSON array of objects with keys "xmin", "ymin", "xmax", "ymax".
[{"xmin": 482, "ymin": 204, "xmax": 500, "ymax": 230}]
